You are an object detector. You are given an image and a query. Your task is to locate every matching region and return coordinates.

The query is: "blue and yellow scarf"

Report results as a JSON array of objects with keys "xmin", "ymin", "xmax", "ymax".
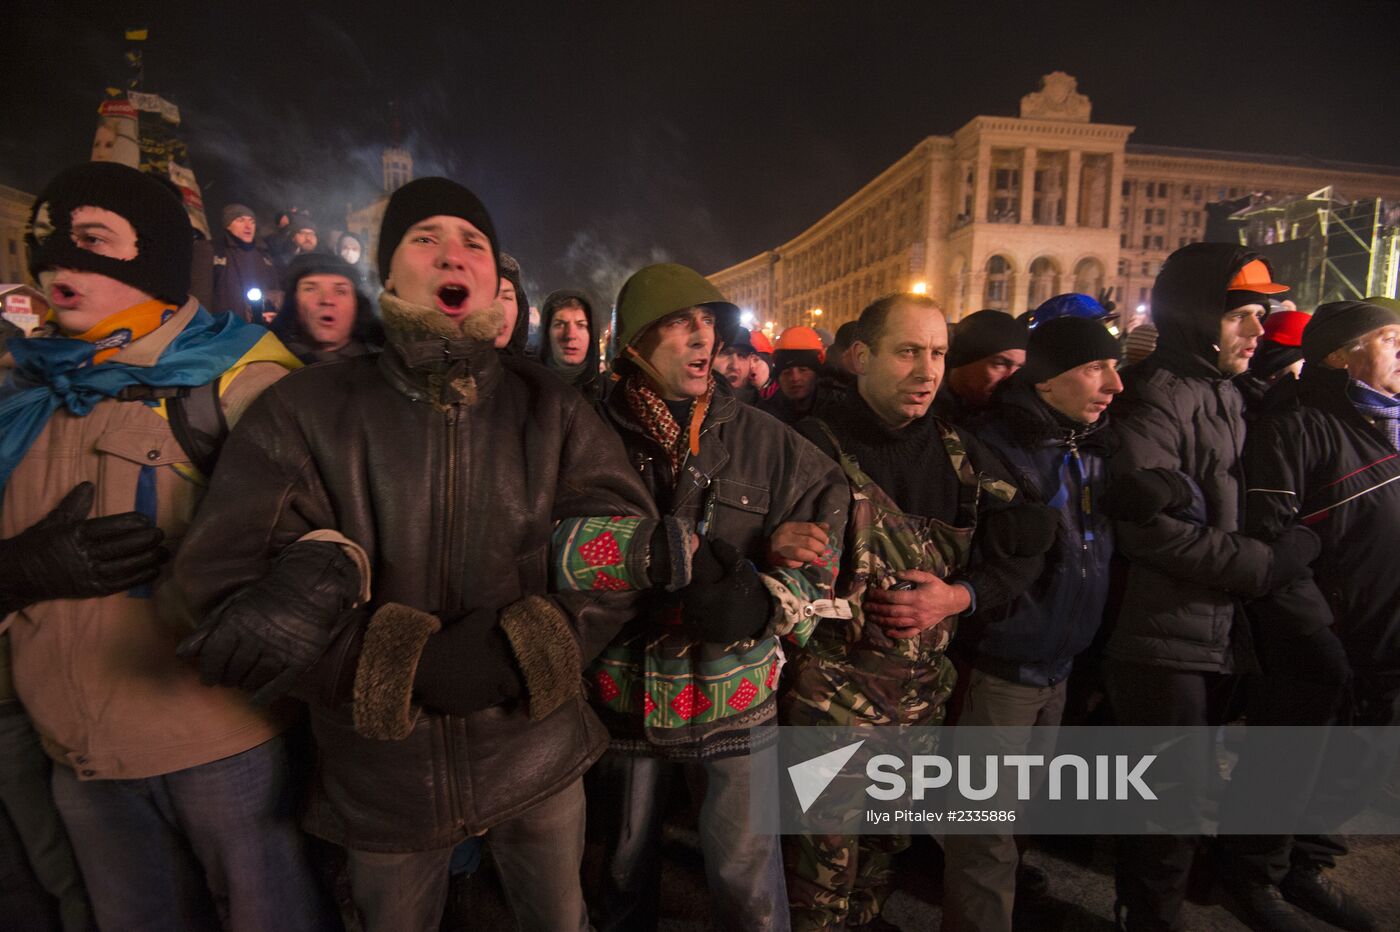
[{"xmin": 0, "ymin": 306, "xmax": 296, "ymax": 493}]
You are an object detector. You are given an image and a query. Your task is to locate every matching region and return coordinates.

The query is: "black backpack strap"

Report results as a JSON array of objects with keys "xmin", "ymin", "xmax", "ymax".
[{"xmin": 165, "ymin": 380, "xmax": 229, "ymax": 479}]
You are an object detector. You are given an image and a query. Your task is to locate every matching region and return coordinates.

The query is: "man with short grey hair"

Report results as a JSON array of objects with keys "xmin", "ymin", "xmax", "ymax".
[{"xmin": 1225, "ymin": 298, "xmax": 1400, "ymax": 932}]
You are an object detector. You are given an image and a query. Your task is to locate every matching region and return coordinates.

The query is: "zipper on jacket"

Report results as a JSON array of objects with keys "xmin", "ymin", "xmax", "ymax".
[
  {"xmin": 1068, "ymin": 440, "xmax": 1089, "ymax": 580},
  {"xmin": 440, "ymin": 402, "xmax": 465, "ymax": 830}
]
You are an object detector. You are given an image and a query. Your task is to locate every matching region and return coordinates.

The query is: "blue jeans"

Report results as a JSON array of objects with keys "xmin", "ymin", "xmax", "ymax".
[
  {"xmin": 0, "ymin": 710, "xmax": 93, "ymax": 931},
  {"xmin": 345, "ymin": 778, "xmax": 589, "ymax": 932},
  {"xmin": 50, "ymin": 736, "xmax": 333, "ymax": 932},
  {"xmin": 586, "ymin": 744, "xmax": 790, "ymax": 931}
]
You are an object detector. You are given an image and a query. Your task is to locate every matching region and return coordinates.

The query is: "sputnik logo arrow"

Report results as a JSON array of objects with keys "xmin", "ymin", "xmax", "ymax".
[{"xmin": 788, "ymin": 739, "xmax": 866, "ymax": 813}]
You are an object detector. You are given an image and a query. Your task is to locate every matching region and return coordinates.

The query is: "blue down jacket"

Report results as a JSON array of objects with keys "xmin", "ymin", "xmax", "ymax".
[{"xmin": 962, "ymin": 382, "xmax": 1116, "ymax": 686}]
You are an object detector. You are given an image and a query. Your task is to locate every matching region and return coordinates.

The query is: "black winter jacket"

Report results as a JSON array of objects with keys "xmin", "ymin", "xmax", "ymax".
[
  {"xmin": 759, "ymin": 379, "xmax": 844, "ymax": 426},
  {"xmin": 211, "ymin": 232, "xmax": 279, "ymax": 323},
  {"xmin": 964, "ymin": 382, "xmax": 1116, "ymax": 686},
  {"xmin": 1105, "ymin": 244, "xmax": 1276, "ymax": 673},
  {"xmin": 1242, "ymin": 365, "xmax": 1400, "ymax": 675}
]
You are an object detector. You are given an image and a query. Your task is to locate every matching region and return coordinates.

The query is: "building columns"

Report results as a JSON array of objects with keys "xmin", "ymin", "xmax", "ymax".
[
  {"xmin": 1066, "ymin": 150, "xmax": 1082, "ymax": 227},
  {"xmin": 973, "ymin": 142, "xmax": 992, "ymax": 223},
  {"xmin": 1108, "ymin": 150, "xmax": 1126, "ymax": 233},
  {"xmin": 1020, "ymin": 147, "xmax": 1037, "ymax": 225},
  {"xmin": 1012, "ymin": 269, "xmax": 1033, "ymax": 316}
]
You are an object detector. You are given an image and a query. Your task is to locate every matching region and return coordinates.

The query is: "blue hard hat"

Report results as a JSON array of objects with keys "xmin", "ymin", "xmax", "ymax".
[{"xmin": 1026, "ymin": 293, "xmax": 1117, "ymax": 329}]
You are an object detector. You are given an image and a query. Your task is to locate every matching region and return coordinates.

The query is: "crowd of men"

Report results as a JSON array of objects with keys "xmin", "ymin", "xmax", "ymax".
[{"xmin": 0, "ymin": 160, "xmax": 1398, "ymax": 932}]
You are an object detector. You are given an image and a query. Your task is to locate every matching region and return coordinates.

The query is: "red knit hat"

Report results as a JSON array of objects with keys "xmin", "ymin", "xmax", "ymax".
[{"xmin": 1262, "ymin": 310, "xmax": 1309, "ymax": 347}]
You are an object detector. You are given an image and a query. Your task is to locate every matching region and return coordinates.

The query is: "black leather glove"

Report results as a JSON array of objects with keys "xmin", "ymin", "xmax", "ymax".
[
  {"xmin": 647, "ymin": 519, "xmax": 676, "ymax": 588},
  {"xmin": 0, "ymin": 482, "xmax": 166, "ymax": 614},
  {"xmin": 978, "ymin": 503, "xmax": 1059, "ymax": 560},
  {"xmin": 413, "ymin": 608, "xmax": 525, "ymax": 715},
  {"xmin": 681, "ymin": 538, "xmax": 773, "ymax": 644},
  {"xmin": 645, "ymin": 516, "xmax": 694, "ymax": 590},
  {"xmin": 293, "ymin": 609, "xmax": 369, "ymax": 709},
  {"xmin": 1099, "ymin": 468, "xmax": 1196, "ymax": 524},
  {"xmin": 177, "ymin": 541, "xmax": 362, "ymax": 705},
  {"xmin": 1262, "ymin": 525, "xmax": 1323, "ymax": 593}
]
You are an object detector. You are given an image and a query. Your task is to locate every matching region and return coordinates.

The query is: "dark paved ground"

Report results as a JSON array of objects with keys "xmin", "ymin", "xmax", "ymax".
[{"xmin": 448, "ymin": 825, "xmax": 1400, "ymax": 931}]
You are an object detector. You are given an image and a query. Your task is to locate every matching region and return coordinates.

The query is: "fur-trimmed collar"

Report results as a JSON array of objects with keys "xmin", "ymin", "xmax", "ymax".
[
  {"xmin": 379, "ymin": 291, "xmax": 504, "ymax": 344},
  {"xmin": 376, "ymin": 292, "xmax": 504, "ymax": 409}
]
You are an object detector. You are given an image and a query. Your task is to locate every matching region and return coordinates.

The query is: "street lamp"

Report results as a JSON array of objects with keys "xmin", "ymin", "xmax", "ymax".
[{"xmin": 911, "ymin": 281, "xmax": 928, "ymax": 295}]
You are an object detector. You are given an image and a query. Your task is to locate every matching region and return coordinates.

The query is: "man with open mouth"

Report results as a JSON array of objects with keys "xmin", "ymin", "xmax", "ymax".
[
  {"xmin": 0, "ymin": 161, "xmax": 307, "ymax": 930},
  {"xmin": 585, "ymin": 262, "xmax": 849, "ymax": 931},
  {"xmin": 178, "ymin": 176, "xmax": 656, "ymax": 931}
]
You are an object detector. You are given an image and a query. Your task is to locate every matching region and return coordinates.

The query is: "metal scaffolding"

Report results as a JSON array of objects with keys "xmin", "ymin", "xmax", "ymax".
[{"xmin": 1227, "ymin": 187, "xmax": 1400, "ymax": 307}]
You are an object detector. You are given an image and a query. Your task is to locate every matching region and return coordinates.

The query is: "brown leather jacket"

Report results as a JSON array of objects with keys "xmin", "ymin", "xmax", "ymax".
[{"xmin": 179, "ymin": 318, "xmax": 655, "ymax": 852}]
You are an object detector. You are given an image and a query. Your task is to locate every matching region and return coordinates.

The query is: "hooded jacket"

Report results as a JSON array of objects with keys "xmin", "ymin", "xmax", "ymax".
[
  {"xmin": 964, "ymin": 380, "xmax": 1116, "ymax": 686},
  {"xmin": 1105, "ymin": 243, "xmax": 1276, "ymax": 672},
  {"xmin": 499, "ymin": 257, "xmax": 532, "ymax": 357},
  {"xmin": 179, "ymin": 293, "xmax": 655, "ymax": 851},
  {"xmin": 539, "ymin": 289, "xmax": 604, "ymax": 402}
]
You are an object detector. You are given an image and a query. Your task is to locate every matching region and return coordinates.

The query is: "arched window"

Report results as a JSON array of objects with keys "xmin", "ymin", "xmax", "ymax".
[
  {"xmin": 1028, "ymin": 257, "xmax": 1059, "ymax": 308},
  {"xmin": 983, "ymin": 255, "xmax": 1012, "ymax": 311},
  {"xmin": 1072, "ymin": 257, "xmax": 1105, "ymax": 298}
]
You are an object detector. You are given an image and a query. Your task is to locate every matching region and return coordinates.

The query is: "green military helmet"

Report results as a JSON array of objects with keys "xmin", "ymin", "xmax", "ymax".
[{"xmin": 613, "ymin": 263, "xmax": 740, "ymax": 353}]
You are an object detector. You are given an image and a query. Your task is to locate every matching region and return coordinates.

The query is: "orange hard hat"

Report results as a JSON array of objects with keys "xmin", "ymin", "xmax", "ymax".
[
  {"xmin": 776, "ymin": 326, "xmax": 826, "ymax": 357},
  {"xmin": 749, "ymin": 331, "xmax": 774, "ymax": 355}
]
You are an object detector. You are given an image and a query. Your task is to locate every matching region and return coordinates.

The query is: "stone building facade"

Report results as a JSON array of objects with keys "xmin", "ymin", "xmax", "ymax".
[
  {"xmin": 0, "ymin": 185, "xmax": 35, "ymax": 285},
  {"xmin": 710, "ymin": 73, "xmax": 1400, "ymax": 330}
]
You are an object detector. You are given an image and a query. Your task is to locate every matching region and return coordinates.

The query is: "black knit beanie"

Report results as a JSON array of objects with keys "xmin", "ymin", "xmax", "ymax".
[
  {"xmin": 1250, "ymin": 339, "xmax": 1303, "ymax": 380},
  {"xmin": 774, "ymin": 348, "xmax": 823, "ymax": 375},
  {"xmin": 1302, "ymin": 301, "xmax": 1400, "ymax": 364},
  {"xmin": 27, "ymin": 162, "xmax": 193, "ymax": 305},
  {"xmin": 222, "ymin": 203, "xmax": 254, "ymax": 229},
  {"xmin": 377, "ymin": 177, "xmax": 498, "ymax": 284},
  {"xmin": 948, "ymin": 309, "xmax": 1028, "ymax": 369},
  {"xmin": 281, "ymin": 252, "xmax": 361, "ymax": 294},
  {"xmin": 1022, "ymin": 316, "xmax": 1122, "ymax": 383}
]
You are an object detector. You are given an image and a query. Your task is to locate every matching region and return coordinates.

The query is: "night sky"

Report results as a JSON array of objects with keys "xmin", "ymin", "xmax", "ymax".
[{"xmin": 5, "ymin": 1, "xmax": 1399, "ymax": 304}]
